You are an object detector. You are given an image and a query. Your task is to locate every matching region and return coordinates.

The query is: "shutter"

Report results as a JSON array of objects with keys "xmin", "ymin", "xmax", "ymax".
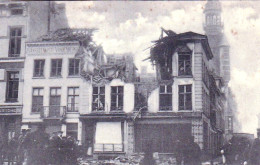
[
  {"xmin": 0, "ymin": 69, "xmax": 5, "ymax": 81},
  {"xmin": 20, "ymin": 69, "xmax": 24, "ymax": 81}
]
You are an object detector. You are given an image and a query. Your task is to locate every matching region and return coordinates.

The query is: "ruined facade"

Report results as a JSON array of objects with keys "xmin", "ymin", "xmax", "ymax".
[{"xmin": 142, "ymin": 31, "xmax": 225, "ymax": 159}]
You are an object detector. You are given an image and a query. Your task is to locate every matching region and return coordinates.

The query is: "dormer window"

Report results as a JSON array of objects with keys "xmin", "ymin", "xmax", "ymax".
[{"xmin": 178, "ymin": 52, "xmax": 192, "ymax": 76}]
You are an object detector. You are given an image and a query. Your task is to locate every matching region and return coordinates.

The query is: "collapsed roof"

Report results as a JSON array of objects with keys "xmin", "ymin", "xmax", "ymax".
[{"xmin": 146, "ymin": 28, "xmax": 213, "ymax": 80}]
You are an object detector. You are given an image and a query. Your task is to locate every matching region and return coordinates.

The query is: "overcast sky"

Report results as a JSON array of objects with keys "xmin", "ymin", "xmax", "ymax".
[{"xmin": 61, "ymin": 1, "xmax": 260, "ymax": 135}]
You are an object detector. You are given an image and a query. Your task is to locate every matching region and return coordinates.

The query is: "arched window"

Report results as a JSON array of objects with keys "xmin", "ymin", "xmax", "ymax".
[
  {"xmin": 206, "ymin": 16, "xmax": 210, "ymax": 25},
  {"xmin": 217, "ymin": 15, "xmax": 221, "ymax": 25},
  {"xmin": 213, "ymin": 15, "xmax": 216, "ymax": 25}
]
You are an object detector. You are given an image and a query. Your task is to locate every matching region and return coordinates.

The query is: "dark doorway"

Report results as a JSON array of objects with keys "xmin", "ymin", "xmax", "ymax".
[{"xmin": 135, "ymin": 124, "xmax": 192, "ymax": 153}]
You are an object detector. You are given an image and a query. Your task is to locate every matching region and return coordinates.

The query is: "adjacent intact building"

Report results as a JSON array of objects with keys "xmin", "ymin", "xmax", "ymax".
[{"xmin": 0, "ymin": 1, "xmax": 67, "ymax": 143}]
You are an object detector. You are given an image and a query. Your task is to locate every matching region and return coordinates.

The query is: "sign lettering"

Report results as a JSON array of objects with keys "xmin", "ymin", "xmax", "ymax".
[{"xmin": 26, "ymin": 45, "xmax": 79, "ymax": 55}]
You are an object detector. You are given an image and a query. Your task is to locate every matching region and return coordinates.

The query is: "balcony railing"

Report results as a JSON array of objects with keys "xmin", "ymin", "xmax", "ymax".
[
  {"xmin": 159, "ymin": 106, "xmax": 173, "ymax": 111},
  {"xmin": 94, "ymin": 144, "xmax": 123, "ymax": 153},
  {"xmin": 40, "ymin": 106, "xmax": 66, "ymax": 119},
  {"xmin": 110, "ymin": 106, "xmax": 123, "ymax": 112}
]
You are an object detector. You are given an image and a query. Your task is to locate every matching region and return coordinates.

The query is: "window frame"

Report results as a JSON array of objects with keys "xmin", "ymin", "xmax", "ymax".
[
  {"xmin": 31, "ymin": 87, "xmax": 44, "ymax": 113},
  {"xmin": 178, "ymin": 52, "xmax": 192, "ymax": 76},
  {"xmin": 111, "ymin": 86, "xmax": 124, "ymax": 111},
  {"xmin": 159, "ymin": 85, "xmax": 172, "ymax": 111},
  {"xmin": 68, "ymin": 58, "xmax": 80, "ymax": 76},
  {"xmin": 10, "ymin": 8, "xmax": 24, "ymax": 16},
  {"xmin": 66, "ymin": 123, "xmax": 78, "ymax": 140},
  {"xmin": 9, "ymin": 27, "xmax": 22, "ymax": 57},
  {"xmin": 33, "ymin": 59, "xmax": 45, "ymax": 78},
  {"xmin": 67, "ymin": 87, "xmax": 79, "ymax": 112},
  {"xmin": 92, "ymin": 86, "xmax": 105, "ymax": 112},
  {"xmin": 6, "ymin": 71, "xmax": 19, "ymax": 102},
  {"xmin": 178, "ymin": 84, "xmax": 192, "ymax": 111},
  {"xmin": 50, "ymin": 59, "xmax": 63, "ymax": 77}
]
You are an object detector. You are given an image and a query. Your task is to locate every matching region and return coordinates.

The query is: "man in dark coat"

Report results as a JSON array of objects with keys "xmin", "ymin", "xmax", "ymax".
[
  {"xmin": 183, "ymin": 136, "xmax": 201, "ymax": 165},
  {"xmin": 173, "ymin": 139, "xmax": 184, "ymax": 165},
  {"xmin": 141, "ymin": 140, "xmax": 156, "ymax": 165},
  {"xmin": 249, "ymin": 136, "xmax": 260, "ymax": 165}
]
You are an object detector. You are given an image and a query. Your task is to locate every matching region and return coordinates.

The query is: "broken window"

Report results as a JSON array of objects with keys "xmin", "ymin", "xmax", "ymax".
[
  {"xmin": 159, "ymin": 85, "xmax": 172, "ymax": 111},
  {"xmin": 111, "ymin": 86, "xmax": 123, "ymax": 111},
  {"xmin": 178, "ymin": 52, "xmax": 192, "ymax": 76},
  {"xmin": 51, "ymin": 59, "xmax": 62, "ymax": 77},
  {"xmin": 68, "ymin": 58, "xmax": 80, "ymax": 76},
  {"xmin": 92, "ymin": 86, "xmax": 105, "ymax": 111},
  {"xmin": 9, "ymin": 27, "xmax": 22, "ymax": 57},
  {"xmin": 179, "ymin": 85, "xmax": 192, "ymax": 111},
  {"xmin": 67, "ymin": 87, "xmax": 79, "ymax": 112},
  {"xmin": 32, "ymin": 88, "xmax": 44, "ymax": 113},
  {"xmin": 6, "ymin": 71, "xmax": 19, "ymax": 102},
  {"xmin": 34, "ymin": 60, "xmax": 45, "ymax": 77}
]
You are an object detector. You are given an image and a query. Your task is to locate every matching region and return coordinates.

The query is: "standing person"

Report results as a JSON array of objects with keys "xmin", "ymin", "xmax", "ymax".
[
  {"xmin": 87, "ymin": 140, "xmax": 93, "ymax": 157},
  {"xmin": 249, "ymin": 135, "xmax": 260, "ymax": 165},
  {"xmin": 141, "ymin": 140, "xmax": 156, "ymax": 165},
  {"xmin": 174, "ymin": 138, "xmax": 184, "ymax": 165},
  {"xmin": 183, "ymin": 136, "xmax": 201, "ymax": 165}
]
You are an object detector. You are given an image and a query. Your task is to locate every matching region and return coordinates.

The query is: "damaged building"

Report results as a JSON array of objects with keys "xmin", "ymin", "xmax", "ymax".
[
  {"xmin": 135, "ymin": 30, "xmax": 226, "ymax": 159},
  {"xmin": 22, "ymin": 28, "xmax": 138, "ymax": 158},
  {"xmin": 0, "ymin": 0, "xmax": 236, "ymax": 163}
]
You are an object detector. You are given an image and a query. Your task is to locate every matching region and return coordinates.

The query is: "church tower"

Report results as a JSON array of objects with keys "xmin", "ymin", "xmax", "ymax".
[{"xmin": 204, "ymin": 0, "xmax": 230, "ymax": 83}]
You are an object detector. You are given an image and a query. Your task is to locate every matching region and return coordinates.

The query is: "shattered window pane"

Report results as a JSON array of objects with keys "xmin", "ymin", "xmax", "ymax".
[
  {"xmin": 92, "ymin": 86, "xmax": 105, "ymax": 111},
  {"xmin": 178, "ymin": 53, "xmax": 192, "ymax": 76}
]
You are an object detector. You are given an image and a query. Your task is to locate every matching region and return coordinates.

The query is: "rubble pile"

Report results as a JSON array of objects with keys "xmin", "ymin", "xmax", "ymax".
[{"xmin": 78, "ymin": 155, "xmax": 143, "ymax": 165}]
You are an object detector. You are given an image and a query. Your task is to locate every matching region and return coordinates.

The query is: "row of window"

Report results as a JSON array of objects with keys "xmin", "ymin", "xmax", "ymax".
[
  {"xmin": 33, "ymin": 58, "xmax": 80, "ymax": 78},
  {"xmin": 32, "ymin": 87, "xmax": 80, "ymax": 113},
  {"xmin": 206, "ymin": 15, "xmax": 221, "ymax": 26},
  {"xmin": 31, "ymin": 86, "xmax": 124, "ymax": 113},
  {"xmin": 0, "ymin": 5, "xmax": 24, "ymax": 17},
  {"xmin": 159, "ymin": 84, "xmax": 192, "ymax": 111},
  {"xmin": 31, "ymin": 84, "xmax": 192, "ymax": 113}
]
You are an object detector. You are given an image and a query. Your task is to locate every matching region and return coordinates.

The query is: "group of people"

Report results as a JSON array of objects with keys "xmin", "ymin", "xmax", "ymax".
[
  {"xmin": 0, "ymin": 125, "xmax": 80, "ymax": 165},
  {"xmin": 221, "ymin": 135, "xmax": 260, "ymax": 165}
]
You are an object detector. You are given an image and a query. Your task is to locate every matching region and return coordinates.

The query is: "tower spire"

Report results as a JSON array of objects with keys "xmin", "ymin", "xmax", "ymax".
[{"xmin": 204, "ymin": 0, "xmax": 223, "ymax": 36}]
